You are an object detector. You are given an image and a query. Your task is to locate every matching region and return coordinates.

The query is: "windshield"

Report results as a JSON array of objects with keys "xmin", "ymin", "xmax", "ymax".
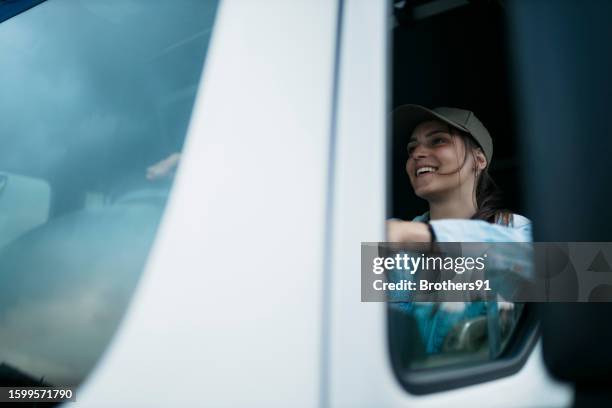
[{"xmin": 0, "ymin": 0, "xmax": 219, "ymax": 387}]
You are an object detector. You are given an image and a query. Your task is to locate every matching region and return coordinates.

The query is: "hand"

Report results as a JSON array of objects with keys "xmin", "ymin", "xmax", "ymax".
[
  {"xmin": 386, "ymin": 220, "xmax": 432, "ymax": 242},
  {"xmin": 146, "ymin": 153, "xmax": 181, "ymax": 181}
]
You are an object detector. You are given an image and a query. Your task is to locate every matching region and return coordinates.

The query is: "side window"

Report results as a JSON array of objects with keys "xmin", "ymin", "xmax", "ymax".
[
  {"xmin": 0, "ymin": 0, "xmax": 219, "ymax": 388},
  {"xmin": 388, "ymin": 0, "xmax": 536, "ymax": 393}
]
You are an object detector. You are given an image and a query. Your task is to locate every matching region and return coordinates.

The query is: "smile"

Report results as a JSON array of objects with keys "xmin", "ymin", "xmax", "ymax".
[{"xmin": 416, "ymin": 166, "xmax": 438, "ymax": 177}]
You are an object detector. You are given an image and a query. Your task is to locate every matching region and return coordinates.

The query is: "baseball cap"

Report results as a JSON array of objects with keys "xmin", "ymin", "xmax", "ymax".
[{"xmin": 393, "ymin": 104, "xmax": 493, "ymax": 166}]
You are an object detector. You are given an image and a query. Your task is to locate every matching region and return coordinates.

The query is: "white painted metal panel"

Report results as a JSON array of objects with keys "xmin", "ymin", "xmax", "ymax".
[
  {"xmin": 326, "ymin": 0, "xmax": 389, "ymax": 406},
  {"xmin": 328, "ymin": 0, "xmax": 572, "ymax": 407},
  {"xmin": 77, "ymin": 0, "xmax": 338, "ymax": 406}
]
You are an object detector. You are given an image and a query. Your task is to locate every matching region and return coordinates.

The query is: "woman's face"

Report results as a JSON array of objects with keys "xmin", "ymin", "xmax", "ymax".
[{"xmin": 406, "ymin": 120, "xmax": 479, "ymax": 201}]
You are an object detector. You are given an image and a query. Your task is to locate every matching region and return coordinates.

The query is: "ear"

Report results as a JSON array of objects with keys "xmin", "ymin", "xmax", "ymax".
[{"xmin": 474, "ymin": 148, "xmax": 487, "ymax": 171}]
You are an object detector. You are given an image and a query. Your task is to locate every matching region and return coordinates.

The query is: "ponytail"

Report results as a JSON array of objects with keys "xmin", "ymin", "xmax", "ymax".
[{"xmin": 461, "ymin": 133, "xmax": 512, "ymax": 226}]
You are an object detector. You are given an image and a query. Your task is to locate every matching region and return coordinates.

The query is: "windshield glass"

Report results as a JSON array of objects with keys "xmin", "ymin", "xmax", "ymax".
[{"xmin": 0, "ymin": 0, "xmax": 219, "ymax": 387}]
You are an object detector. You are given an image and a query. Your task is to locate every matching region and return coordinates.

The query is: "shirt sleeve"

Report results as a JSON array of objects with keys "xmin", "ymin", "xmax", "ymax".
[
  {"xmin": 429, "ymin": 214, "xmax": 532, "ymax": 243},
  {"xmin": 429, "ymin": 215, "xmax": 535, "ymax": 292}
]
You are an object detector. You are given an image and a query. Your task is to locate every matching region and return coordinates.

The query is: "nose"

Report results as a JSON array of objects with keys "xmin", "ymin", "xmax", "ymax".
[{"xmin": 410, "ymin": 143, "xmax": 429, "ymax": 160}]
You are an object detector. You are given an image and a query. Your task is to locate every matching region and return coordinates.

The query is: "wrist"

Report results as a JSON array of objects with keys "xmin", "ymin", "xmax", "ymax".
[
  {"xmin": 427, "ymin": 223, "xmax": 436, "ymax": 242},
  {"xmin": 409, "ymin": 222, "xmax": 432, "ymax": 242}
]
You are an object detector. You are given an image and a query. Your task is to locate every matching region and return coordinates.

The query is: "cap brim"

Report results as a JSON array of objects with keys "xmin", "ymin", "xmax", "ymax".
[{"xmin": 392, "ymin": 104, "xmax": 470, "ymax": 144}]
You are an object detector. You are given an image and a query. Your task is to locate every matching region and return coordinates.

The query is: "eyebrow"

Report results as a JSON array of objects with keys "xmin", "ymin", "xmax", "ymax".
[{"xmin": 408, "ymin": 128, "xmax": 449, "ymax": 143}]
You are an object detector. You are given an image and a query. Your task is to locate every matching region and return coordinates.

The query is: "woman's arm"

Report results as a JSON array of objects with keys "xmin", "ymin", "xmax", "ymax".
[
  {"xmin": 388, "ymin": 215, "xmax": 534, "ymax": 292},
  {"xmin": 429, "ymin": 215, "xmax": 532, "ymax": 243},
  {"xmin": 386, "ymin": 220, "xmax": 432, "ymax": 242},
  {"xmin": 387, "ymin": 215, "xmax": 532, "ymax": 243}
]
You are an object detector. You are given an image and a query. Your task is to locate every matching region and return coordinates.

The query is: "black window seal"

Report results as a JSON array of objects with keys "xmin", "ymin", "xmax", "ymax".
[
  {"xmin": 388, "ymin": 303, "xmax": 540, "ymax": 395},
  {"xmin": 0, "ymin": 0, "xmax": 47, "ymax": 25}
]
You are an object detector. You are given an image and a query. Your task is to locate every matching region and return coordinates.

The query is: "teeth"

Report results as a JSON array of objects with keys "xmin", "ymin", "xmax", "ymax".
[{"xmin": 416, "ymin": 167, "xmax": 437, "ymax": 176}]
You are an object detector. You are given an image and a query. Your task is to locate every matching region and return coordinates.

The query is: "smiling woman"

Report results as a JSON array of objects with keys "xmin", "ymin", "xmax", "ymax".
[
  {"xmin": 388, "ymin": 105, "xmax": 522, "ymax": 240},
  {"xmin": 407, "ymin": 121, "xmax": 485, "ymax": 208},
  {"xmin": 396, "ymin": 105, "xmax": 497, "ymax": 219},
  {"xmin": 386, "ymin": 104, "xmax": 532, "ymax": 375}
]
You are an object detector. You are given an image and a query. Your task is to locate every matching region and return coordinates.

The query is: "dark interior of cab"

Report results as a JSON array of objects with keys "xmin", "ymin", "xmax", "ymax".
[{"xmin": 391, "ymin": 0, "xmax": 521, "ymax": 220}]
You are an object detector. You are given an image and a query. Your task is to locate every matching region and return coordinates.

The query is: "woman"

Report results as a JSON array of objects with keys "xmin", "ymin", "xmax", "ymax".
[{"xmin": 387, "ymin": 105, "xmax": 531, "ymax": 357}]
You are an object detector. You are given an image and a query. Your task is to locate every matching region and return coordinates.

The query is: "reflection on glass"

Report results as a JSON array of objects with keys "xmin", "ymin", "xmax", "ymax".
[
  {"xmin": 389, "ymin": 301, "xmax": 524, "ymax": 370},
  {"xmin": 386, "ymin": 242, "xmax": 529, "ymax": 371},
  {"xmin": 0, "ymin": 0, "xmax": 218, "ymax": 387}
]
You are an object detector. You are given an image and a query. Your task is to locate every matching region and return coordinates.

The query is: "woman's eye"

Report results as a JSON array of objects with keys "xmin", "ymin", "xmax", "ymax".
[{"xmin": 432, "ymin": 137, "xmax": 446, "ymax": 145}]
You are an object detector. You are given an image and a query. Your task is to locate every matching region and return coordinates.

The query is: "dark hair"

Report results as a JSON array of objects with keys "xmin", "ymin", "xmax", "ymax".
[
  {"xmin": 472, "ymin": 169, "xmax": 512, "ymax": 225},
  {"xmin": 461, "ymin": 133, "xmax": 512, "ymax": 226}
]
